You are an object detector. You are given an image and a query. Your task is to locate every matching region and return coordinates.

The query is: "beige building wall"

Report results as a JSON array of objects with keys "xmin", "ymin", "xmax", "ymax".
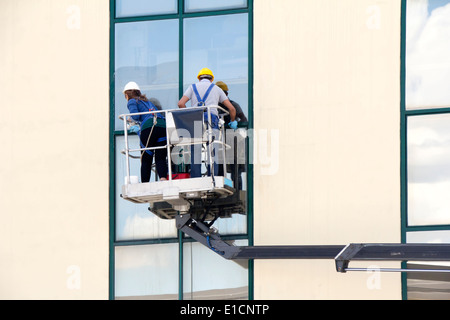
[
  {"xmin": 0, "ymin": 0, "xmax": 110, "ymax": 299},
  {"xmin": 0, "ymin": 0, "xmax": 404, "ymax": 300},
  {"xmin": 253, "ymin": 0, "xmax": 402, "ymax": 299}
]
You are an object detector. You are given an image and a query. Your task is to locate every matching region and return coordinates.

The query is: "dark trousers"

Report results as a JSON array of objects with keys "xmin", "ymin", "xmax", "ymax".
[
  {"xmin": 190, "ymin": 128, "xmax": 220, "ymax": 178},
  {"xmin": 190, "ymin": 144, "xmax": 219, "ymax": 178},
  {"xmin": 140, "ymin": 126, "xmax": 168, "ymax": 182}
]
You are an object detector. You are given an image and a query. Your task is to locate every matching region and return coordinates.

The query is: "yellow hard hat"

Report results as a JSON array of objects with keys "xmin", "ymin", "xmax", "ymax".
[
  {"xmin": 215, "ymin": 81, "xmax": 228, "ymax": 92},
  {"xmin": 197, "ymin": 68, "xmax": 214, "ymax": 81}
]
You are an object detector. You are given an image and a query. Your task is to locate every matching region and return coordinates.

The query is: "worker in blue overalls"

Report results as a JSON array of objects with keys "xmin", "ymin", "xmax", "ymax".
[
  {"xmin": 124, "ymin": 81, "xmax": 168, "ymax": 182},
  {"xmin": 178, "ymin": 68, "xmax": 237, "ymax": 178}
]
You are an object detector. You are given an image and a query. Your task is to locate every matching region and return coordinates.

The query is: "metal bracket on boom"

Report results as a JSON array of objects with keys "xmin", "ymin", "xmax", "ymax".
[
  {"xmin": 335, "ymin": 243, "xmax": 450, "ymax": 273},
  {"xmin": 176, "ymin": 214, "xmax": 242, "ymax": 259}
]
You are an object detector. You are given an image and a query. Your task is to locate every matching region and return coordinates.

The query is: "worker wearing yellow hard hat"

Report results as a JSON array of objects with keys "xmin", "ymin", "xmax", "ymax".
[
  {"xmin": 197, "ymin": 68, "xmax": 215, "ymax": 81},
  {"xmin": 177, "ymin": 68, "xmax": 237, "ymax": 178},
  {"xmin": 178, "ymin": 67, "xmax": 236, "ymax": 125},
  {"xmin": 215, "ymin": 80, "xmax": 247, "ymax": 186},
  {"xmin": 215, "ymin": 81, "xmax": 247, "ymax": 123},
  {"xmin": 215, "ymin": 81, "xmax": 228, "ymax": 91}
]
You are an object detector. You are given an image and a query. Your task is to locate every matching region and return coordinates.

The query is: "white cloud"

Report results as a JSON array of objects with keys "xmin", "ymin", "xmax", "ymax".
[
  {"xmin": 406, "ymin": 1, "xmax": 450, "ymax": 108},
  {"xmin": 407, "ymin": 113, "xmax": 450, "ymax": 224},
  {"xmin": 122, "ymin": 212, "xmax": 176, "ymax": 241},
  {"xmin": 408, "ymin": 180, "xmax": 450, "ymax": 225}
]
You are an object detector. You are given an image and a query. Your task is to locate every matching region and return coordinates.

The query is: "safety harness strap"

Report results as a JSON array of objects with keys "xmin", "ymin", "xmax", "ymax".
[{"xmin": 193, "ymin": 83, "xmax": 215, "ymax": 106}]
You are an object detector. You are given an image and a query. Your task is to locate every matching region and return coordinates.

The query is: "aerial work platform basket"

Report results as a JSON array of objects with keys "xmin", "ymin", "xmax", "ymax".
[{"xmin": 119, "ymin": 105, "xmax": 246, "ymax": 221}]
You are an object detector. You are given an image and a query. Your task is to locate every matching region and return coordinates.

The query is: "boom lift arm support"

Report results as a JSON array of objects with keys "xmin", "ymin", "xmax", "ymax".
[{"xmin": 120, "ymin": 107, "xmax": 450, "ymax": 274}]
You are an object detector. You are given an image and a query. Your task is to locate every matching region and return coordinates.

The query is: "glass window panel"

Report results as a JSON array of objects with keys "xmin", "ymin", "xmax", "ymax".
[
  {"xmin": 183, "ymin": 14, "xmax": 249, "ymax": 234},
  {"xmin": 185, "ymin": 0, "xmax": 247, "ymax": 13},
  {"xmin": 213, "ymin": 129, "xmax": 248, "ymax": 235},
  {"xmin": 407, "ymin": 230, "xmax": 450, "ymax": 243},
  {"xmin": 115, "ymin": 135, "xmax": 177, "ymax": 241},
  {"xmin": 182, "ymin": 214, "xmax": 247, "ymax": 238},
  {"xmin": 213, "ymin": 215, "xmax": 247, "ymax": 236},
  {"xmin": 116, "ymin": 0, "xmax": 177, "ymax": 18},
  {"xmin": 183, "ymin": 240, "xmax": 248, "ymax": 300},
  {"xmin": 115, "ymin": 20, "xmax": 179, "ymax": 131},
  {"xmin": 115, "ymin": 244, "xmax": 179, "ymax": 299},
  {"xmin": 406, "ymin": 231, "xmax": 450, "ymax": 300},
  {"xmin": 407, "ymin": 114, "xmax": 450, "ymax": 226},
  {"xmin": 183, "ymin": 14, "xmax": 249, "ymax": 119},
  {"xmin": 406, "ymin": 0, "xmax": 450, "ymax": 109},
  {"xmin": 406, "ymin": 263, "xmax": 450, "ymax": 300}
]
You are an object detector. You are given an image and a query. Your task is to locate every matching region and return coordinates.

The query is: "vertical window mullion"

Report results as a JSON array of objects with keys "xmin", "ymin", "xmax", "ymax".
[
  {"xmin": 178, "ymin": 0, "xmax": 184, "ymax": 300},
  {"xmin": 403, "ymin": 0, "xmax": 450, "ymax": 300},
  {"xmin": 178, "ymin": 0, "xmax": 184, "ymax": 100}
]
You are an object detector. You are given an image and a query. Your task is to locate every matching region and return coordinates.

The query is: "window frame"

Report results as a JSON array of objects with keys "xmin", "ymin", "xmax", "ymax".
[
  {"xmin": 109, "ymin": 0, "xmax": 254, "ymax": 300},
  {"xmin": 401, "ymin": 0, "xmax": 450, "ymax": 300}
]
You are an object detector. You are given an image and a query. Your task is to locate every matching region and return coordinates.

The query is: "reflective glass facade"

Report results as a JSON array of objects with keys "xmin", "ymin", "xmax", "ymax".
[
  {"xmin": 403, "ymin": 0, "xmax": 450, "ymax": 300},
  {"xmin": 110, "ymin": 0, "xmax": 252, "ymax": 300}
]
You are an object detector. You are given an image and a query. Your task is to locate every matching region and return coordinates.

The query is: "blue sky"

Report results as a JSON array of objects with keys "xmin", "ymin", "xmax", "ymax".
[{"xmin": 427, "ymin": 0, "xmax": 450, "ymax": 14}]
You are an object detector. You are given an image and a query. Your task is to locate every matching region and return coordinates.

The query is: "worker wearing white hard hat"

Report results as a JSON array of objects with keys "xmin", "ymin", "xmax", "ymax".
[
  {"xmin": 123, "ymin": 81, "xmax": 140, "ymax": 93},
  {"xmin": 124, "ymin": 81, "xmax": 168, "ymax": 182}
]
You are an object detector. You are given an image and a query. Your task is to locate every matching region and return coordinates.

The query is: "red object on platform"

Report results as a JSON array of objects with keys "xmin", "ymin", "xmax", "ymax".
[{"xmin": 168, "ymin": 173, "xmax": 190, "ymax": 180}]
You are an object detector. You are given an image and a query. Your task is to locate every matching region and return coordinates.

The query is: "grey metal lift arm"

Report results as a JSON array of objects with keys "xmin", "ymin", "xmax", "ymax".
[
  {"xmin": 176, "ymin": 214, "xmax": 242, "ymax": 259},
  {"xmin": 176, "ymin": 215, "xmax": 450, "ymax": 273},
  {"xmin": 233, "ymin": 245, "xmax": 344, "ymax": 260}
]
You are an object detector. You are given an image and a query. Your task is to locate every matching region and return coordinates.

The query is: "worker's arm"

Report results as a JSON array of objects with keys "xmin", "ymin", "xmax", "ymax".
[
  {"xmin": 127, "ymin": 99, "xmax": 142, "ymax": 122},
  {"xmin": 222, "ymin": 99, "xmax": 236, "ymax": 121},
  {"xmin": 178, "ymin": 96, "xmax": 189, "ymax": 108},
  {"xmin": 231, "ymin": 101, "xmax": 247, "ymax": 122},
  {"xmin": 238, "ymin": 112, "xmax": 248, "ymax": 122}
]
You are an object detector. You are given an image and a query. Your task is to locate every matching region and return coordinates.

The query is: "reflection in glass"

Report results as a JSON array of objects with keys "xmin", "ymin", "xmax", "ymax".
[
  {"xmin": 214, "ymin": 128, "xmax": 248, "ymax": 235},
  {"xmin": 116, "ymin": 0, "xmax": 177, "ymax": 18},
  {"xmin": 115, "ymin": 135, "xmax": 177, "ymax": 241},
  {"xmin": 407, "ymin": 114, "xmax": 450, "ymax": 226},
  {"xmin": 407, "ymin": 230, "xmax": 450, "ymax": 243},
  {"xmin": 406, "ymin": 231, "xmax": 450, "ymax": 300},
  {"xmin": 115, "ymin": 244, "xmax": 179, "ymax": 299},
  {"xmin": 406, "ymin": 0, "xmax": 450, "ymax": 109},
  {"xmin": 115, "ymin": 20, "xmax": 179, "ymax": 131},
  {"xmin": 183, "ymin": 240, "xmax": 248, "ymax": 299},
  {"xmin": 183, "ymin": 14, "xmax": 249, "ymax": 234},
  {"xmin": 183, "ymin": 14, "xmax": 249, "ymax": 118},
  {"xmin": 185, "ymin": 0, "xmax": 247, "ymax": 13}
]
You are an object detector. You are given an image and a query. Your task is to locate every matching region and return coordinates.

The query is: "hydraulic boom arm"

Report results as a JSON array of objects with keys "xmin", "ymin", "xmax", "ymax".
[{"xmin": 176, "ymin": 214, "xmax": 450, "ymax": 274}]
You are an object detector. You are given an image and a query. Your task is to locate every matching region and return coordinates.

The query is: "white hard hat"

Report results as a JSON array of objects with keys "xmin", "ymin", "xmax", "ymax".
[{"xmin": 123, "ymin": 81, "xmax": 140, "ymax": 93}]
